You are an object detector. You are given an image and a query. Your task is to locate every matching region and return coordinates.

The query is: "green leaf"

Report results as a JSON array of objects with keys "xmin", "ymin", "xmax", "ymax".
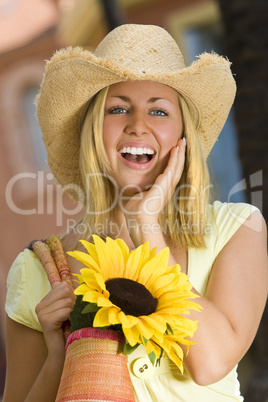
[
  {"xmin": 82, "ymin": 303, "xmax": 99, "ymax": 314},
  {"xmin": 148, "ymin": 351, "xmax": 157, "ymax": 366},
  {"xmin": 123, "ymin": 342, "xmax": 139, "ymax": 356},
  {"xmin": 142, "ymin": 336, "xmax": 148, "ymax": 346},
  {"xmin": 154, "ymin": 357, "xmax": 161, "ymax": 367},
  {"xmin": 70, "ymin": 295, "xmax": 95, "ymax": 332},
  {"xmin": 166, "ymin": 323, "xmax": 174, "ymax": 335}
]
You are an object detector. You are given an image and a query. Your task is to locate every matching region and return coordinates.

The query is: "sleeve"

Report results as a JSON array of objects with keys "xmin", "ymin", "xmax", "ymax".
[
  {"xmin": 5, "ymin": 249, "xmax": 51, "ymax": 332},
  {"xmin": 211, "ymin": 201, "xmax": 259, "ymax": 257}
]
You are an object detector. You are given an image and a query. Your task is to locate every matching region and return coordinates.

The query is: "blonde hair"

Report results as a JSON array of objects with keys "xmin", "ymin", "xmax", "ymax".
[
  {"xmin": 79, "ymin": 87, "xmax": 112, "ymax": 225},
  {"xmin": 159, "ymin": 96, "xmax": 211, "ymax": 247},
  {"xmin": 79, "ymin": 86, "xmax": 211, "ymax": 248}
]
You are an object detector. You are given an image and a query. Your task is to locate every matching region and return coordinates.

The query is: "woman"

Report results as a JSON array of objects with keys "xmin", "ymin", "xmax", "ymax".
[{"xmin": 4, "ymin": 24, "xmax": 267, "ymax": 401}]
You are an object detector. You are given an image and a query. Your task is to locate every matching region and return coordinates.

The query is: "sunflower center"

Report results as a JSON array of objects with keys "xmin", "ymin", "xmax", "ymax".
[{"xmin": 105, "ymin": 278, "xmax": 157, "ymax": 317}]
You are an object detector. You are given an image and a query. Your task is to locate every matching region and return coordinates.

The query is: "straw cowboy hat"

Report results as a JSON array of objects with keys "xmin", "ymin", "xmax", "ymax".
[{"xmin": 36, "ymin": 24, "xmax": 236, "ymax": 198}]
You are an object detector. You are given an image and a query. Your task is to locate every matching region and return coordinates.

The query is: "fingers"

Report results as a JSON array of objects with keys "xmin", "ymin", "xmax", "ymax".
[
  {"xmin": 36, "ymin": 282, "xmax": 75, "ymax": 309},
  {"xmin": 167, "ymin": 137, "xmax": 186, "ymax": 184},
  {"xmin": 36, "ymin": 282, "xmax": 76, "ymax": 331},
  {"xmin": 155, "ymin": 136, "xmax": 186, "ymax": 193},
  {"xmin": 139, "ymin": 137, "xmax": 185, "ymax": 218}
]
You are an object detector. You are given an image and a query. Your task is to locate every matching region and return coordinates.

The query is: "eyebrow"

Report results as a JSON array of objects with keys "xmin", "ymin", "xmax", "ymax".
[{"xmin": 110, "ymin": 96, "xmax": 170, "ymax": 103}]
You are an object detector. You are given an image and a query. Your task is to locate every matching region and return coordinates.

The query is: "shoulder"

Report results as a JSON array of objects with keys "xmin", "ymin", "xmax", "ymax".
[
  {"xmin": 210, "ymin": 202, "xmax": 267, "ymax": 289},
  {"xmin": 210, "ymin": 204, "xmax": 268, "ymax": 311},
  {"xmin": 208, "ymin": 200, "xmax": 259, "ymax": 227},
  {"xmin": 5, "ymin": 248, "xmax": 51, "ymax": 331},
  {"xmin": 206, "ymin": 201, "xmax": 264, "ymax": 257},
  {"xmin": 6, "ymin": 248, "xmax": 49, "ymax": 285},
  {"xmin": 208, "ymin": 200, "xmax": 260, "ymax": 237}
]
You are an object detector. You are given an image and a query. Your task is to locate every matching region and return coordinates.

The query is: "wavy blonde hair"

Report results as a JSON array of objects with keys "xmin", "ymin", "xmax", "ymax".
[{"xmin": 79, "ymin": 85, "xmax": 211, "ymax": 248}]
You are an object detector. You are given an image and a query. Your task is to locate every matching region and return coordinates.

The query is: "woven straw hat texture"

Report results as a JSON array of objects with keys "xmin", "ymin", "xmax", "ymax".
[{"xmin": 36, "ymin": 24, "xmax": 236, "ymax": 199}]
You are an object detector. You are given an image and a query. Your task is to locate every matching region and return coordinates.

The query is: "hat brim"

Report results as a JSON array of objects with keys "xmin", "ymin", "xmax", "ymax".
[{"xmin": 36, "ymin": 48, "xmax": 236, "ymax": 196}]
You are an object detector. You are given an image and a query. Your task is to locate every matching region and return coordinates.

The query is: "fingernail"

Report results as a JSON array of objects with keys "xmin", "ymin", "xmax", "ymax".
[
  {"xmin": 176, "ymin": 145, "xmax": 179, "ymax": 152},
  {"xmin": 183, "ymin": 137, "xmax": 187, "ymax": 146}
]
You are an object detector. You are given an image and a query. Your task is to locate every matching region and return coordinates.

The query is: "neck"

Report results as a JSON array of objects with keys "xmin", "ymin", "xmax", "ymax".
[{"xmin": 107, "ymin": 206, "xmax": 135, "ymax": 249}]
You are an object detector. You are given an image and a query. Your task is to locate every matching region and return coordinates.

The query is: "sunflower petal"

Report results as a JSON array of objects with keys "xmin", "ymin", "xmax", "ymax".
[
  {"xmin": 67, "ymin": 250, "xmax": 100, "ymax": 272},
  {"xmin": 123, "ymin": 326, "xmax": 141, "ymax": 346},
  {"xmin": 149, "ymin": 246, "xmax": 157, "ymax": 259},
  {"xmin": 166, "ymin": 349, "xmax": 184, "ymax": 373},
  {"xmin": 74, "ymin": 283, "xmax": 91, "ymax": 296},
  {"xmin": 94, "ymin": 306, "xmax": 121, "ymax": 327},
  {"xmin": 118, "ymin": 311, "xmax": 139, "ymax": 328},
  {"xmin": 105, "ymin": 237, "xmax": 126, "ymax": 279},
  {"xmin": 165, "ymin": 263, "xmax": 181, "ymax": 275},
  {"xmin": 81, "ymin": 290, "xmax": 103, "ymax": 304},
  {"xmin": 170, "ymin": 318, "xmax": 199, "ymax": 338},
  {"xmin": 149, "ymin": 273, "xmax": 178, "ymax": 298},
  {"xmin": 96, "ymin": 296, "xmax": 115, "ymax": 308},
  {"xmin": 135, "ymin": 318, "xmax": 157, "ymax": 340},
  {"xmin": 93, "ymin": 273, "xmax": 107, "ymax": 292},
  {"xmin": 77, "ymin": 270, "xmax": 109, "ymax": 299},
  {"xmin": 140, "ymin": 314, "xmax": 167, "ymax": 334},
  {"xmin": 91, "ymin": 235, "xmax": 110, "ymax": 279},
  {"xmin": 138, "ymin": 247, "xmax": 170, "ymax": 288},
  {"xmin": 124, "ymin": 246, "xmax": 143, "ymax": 280},
  {"xmin": 144, "ymin": 339, "xmax": 162, "ymax": 358},
  {"xmin": 79, "ymin": 240, "xmax": 99, "ymax": 264},
  {"xmin": 115, "ymin": 238, "xmax": 131, "ymax": 265}
]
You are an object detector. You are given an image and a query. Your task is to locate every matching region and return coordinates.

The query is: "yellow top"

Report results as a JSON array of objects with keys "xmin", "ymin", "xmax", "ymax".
[{"xmin": 5, "ymin": 201, "xmax": 257, "ymax": 401}]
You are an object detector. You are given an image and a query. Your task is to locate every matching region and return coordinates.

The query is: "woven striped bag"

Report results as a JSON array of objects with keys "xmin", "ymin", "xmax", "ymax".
[{"xmin": 55, "ymin": 327, "xmax": 135, "ymax": 402}]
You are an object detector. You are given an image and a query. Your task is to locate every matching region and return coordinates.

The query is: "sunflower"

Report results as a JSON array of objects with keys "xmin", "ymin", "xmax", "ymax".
[{"xmin": 68, "ymin": 235, "xmax": 201, "ymax": 372}]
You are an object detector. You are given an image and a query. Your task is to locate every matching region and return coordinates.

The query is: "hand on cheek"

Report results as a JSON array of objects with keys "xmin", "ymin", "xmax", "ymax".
[
  {"xmin": 124, "ymin": 137, "xmax": 186, "ymax": 245},
  {"xmin": 155, "ymin": 136, "xmax": 186, "ymax": 197}
]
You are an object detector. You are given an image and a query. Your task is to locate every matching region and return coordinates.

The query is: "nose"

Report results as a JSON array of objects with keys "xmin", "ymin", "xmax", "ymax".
[{"xmin": 124, "ymin": 111, "xmax": 150, "ymax": 136}]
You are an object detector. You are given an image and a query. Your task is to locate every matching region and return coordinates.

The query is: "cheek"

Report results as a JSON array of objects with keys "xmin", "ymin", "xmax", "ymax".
[
  {"xmin": 102, "ymin": 121, "xmax": 110, "ymax": 143},
  {"xmin": 157, "ymin": 124, "xmax": 181, "ymax": 149},
  {"xmin": 103, "ymin": 118, "xmax": 122, "ymax": 144},
  {"xmin": 103, "ymin": 123, "xmax": 116, "ymax": 152},
  {"xmin": 102, "ymin": 133, "xmax": 120, "ymax": 168}
]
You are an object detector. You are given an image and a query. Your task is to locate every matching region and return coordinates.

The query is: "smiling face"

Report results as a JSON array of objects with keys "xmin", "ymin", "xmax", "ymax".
[{"xmin": 103, "ymin": 81, "xmax": 183, "ymax": 194}]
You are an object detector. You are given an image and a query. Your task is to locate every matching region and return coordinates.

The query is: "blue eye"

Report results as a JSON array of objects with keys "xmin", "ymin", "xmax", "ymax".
[
  {"xmin": 151, "ymin": 109, "xmax": 168, "ymax": 116},
  {"xmin": 110, "ymin": 107, "xmax": 127, "ymax": 114}
]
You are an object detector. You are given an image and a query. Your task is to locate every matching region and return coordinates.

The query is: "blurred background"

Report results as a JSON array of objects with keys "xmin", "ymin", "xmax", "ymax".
[{"xmin": 0, "ymin": 0, "xmax": 267, "ymax": 400}]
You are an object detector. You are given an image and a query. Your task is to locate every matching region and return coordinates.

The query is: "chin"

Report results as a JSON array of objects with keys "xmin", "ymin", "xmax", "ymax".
[
  {"xmin": 121, "ymin": 177, "xmax": 155, "ymax": 194},
  {"xmin": 120, "ymin": 185, "xmax": 147, "ymax": 197}
]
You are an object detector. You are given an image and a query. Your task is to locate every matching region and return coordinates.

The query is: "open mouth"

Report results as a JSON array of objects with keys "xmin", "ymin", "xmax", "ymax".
[{"xmin": 119, "ymin": 146, "xmax": 155, "ymax": 164}]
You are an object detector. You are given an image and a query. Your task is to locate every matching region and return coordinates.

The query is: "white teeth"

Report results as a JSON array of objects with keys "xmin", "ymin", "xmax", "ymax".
[{"xmin": 119, "ymin": 146, "xmax": 155, "ymax": 155}]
